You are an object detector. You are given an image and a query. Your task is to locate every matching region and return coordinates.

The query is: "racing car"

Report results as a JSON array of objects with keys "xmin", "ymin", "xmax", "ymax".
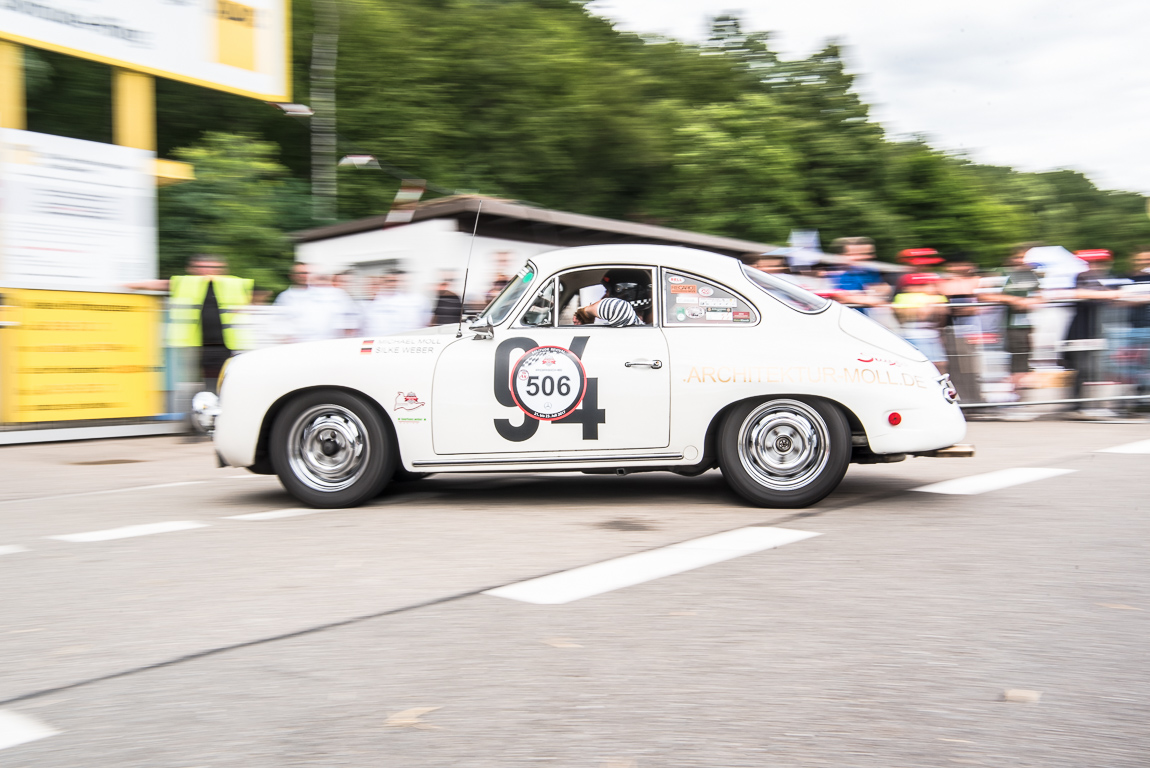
[{"xmin": 200, "ymin": 244, "xmax": 969, "ymax": 509}]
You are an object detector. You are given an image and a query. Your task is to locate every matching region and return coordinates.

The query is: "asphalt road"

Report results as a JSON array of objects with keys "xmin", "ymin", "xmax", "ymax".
[{"xmin": 1, "ymin": 420, "xmax": 1148, "ymax": 767}]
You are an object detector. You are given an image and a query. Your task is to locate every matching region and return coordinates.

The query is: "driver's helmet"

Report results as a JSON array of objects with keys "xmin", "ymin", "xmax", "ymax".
[{"xmin": 601, "ymin": 269, "xmax": 652, "ymax": 312}]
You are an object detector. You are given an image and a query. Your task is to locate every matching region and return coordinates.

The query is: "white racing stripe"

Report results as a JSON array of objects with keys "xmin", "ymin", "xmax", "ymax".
[
  {"xmin": 913, "ymin": 467, "xmax": 1075, "ymax": 495},
  {"xmin": 485, "ymin": 527, "xmax": 821, "ymax": 605},
  {"xmin": 0, "ymin": 710, "xmax": 58, "ymax": 750},
  {"xmin": 1097, "ymin": 439, "xmax": 1150, "ymax": 454},
  {"xmin": 49, "ymin": 520, "xmax": 209, "ymax": 543},
  {"xmin": 225, "ymin": 508, "xmax": 328, "ymax": 521},
  {"xmin": 0, "ymin": 545, "xmax": 28, "ymax": 556}
]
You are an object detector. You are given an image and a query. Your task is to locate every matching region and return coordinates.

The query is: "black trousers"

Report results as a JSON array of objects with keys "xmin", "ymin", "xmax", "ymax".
[{"xmin": 201, "ymin": 344, "xmax": 231, "ymax": 393}]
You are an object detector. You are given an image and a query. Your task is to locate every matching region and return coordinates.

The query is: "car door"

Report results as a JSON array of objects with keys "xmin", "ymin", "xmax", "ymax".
[{"xmin": 432, "ymin": 268, "xmax": 671, "ymax": 455}]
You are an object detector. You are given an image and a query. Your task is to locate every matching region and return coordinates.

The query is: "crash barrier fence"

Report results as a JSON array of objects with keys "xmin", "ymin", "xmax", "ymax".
[
  {"xmin": 850, "ymin": 298, "xmax": 1150, "ymax": 413},
  {"xmin": 160, "ymin": 298, "xmax": 1150, "ymax": 418}
]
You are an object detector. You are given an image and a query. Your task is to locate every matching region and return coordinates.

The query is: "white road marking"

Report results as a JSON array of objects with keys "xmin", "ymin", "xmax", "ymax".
[
  {"xmin": 225, "ymin": 508, "xmax": 327, "ymax": 521},
  {"xmin": 912, "ymin": 467, "xmax": 1075, "ymax": 495},
  {"xmin": 0, "ymin": 545, "xmax": 28, "ymax": 556},
  {"xmin": 49, "ymin": 521, "xmax": 209, "ymax": 543},
  {"xmin": 0, "ymin": 710, "xmax": 58, "ymax": 750},
  {"xmin": 485, "ymin": 527, "xmax": 821, "ymax": 605},
  {"xmin": 1097, "ymin": 439, "xmax": 1150, "ymax": 454},
  {"xmin": 0, "ymin": 481, "xmax": 206, "ymax": 506}
]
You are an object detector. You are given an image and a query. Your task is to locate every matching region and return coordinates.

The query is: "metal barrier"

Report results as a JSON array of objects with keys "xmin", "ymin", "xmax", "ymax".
[{"xmin": 853, "ymin": 299, "xmax": 1150, "ymax": 415}]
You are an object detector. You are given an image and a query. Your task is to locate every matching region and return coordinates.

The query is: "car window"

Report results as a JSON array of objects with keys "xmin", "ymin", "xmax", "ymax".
[
  {"xmin": 519, "ymin": 279, "xmax": 556, "ymax": 327},
  {"xmin": 663, "ymin": 270, "xmax": 758, "ymax": 326},
  {"xmin": 481, "ymin": 263, "xmax": 536, "ymax": 325},
  {"xmin": 741, "ymin": 263, "xmax": 830, "ymax": 313},
  {"xmin": 557, "ymin": 267, "xmax": 655, "ymax": 327}
]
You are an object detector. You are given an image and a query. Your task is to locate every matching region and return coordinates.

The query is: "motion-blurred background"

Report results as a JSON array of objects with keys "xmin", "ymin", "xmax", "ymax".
[{"xmin": 1, "ymin": 0, "xmax": 1149, "ymax": 436}]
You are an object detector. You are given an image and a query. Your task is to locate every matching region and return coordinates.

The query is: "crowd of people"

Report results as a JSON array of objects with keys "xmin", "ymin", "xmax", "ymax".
[
  {"xmin": 747, "ymin": 239, "xmax": 1150, "ymax": 415},
  {"xmin": 138, "ymin": 241, "xmax": 1150, "ymax": 418}
]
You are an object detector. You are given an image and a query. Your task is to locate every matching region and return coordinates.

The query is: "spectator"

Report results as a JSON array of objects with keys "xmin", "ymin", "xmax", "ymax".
[
  {"xmin": 235, "ymin": 287, "xmax": 280, "ymax": 350},
  {"xmin": 432, "ymin": 271, "xmax": 463, "ymax": 326},
  {"xmin": 892, "ymin": 272, "xmax": 949, "ymax": 371},
  {"xmin": 330, "ymin": 270, "xmax": 364, "ymax": 336},
  {"xmin": 275, "ymin": 264, "xmax": 360, "ymax": 342},
  {"xmin": 829, "ymin": 236, "xmax": 890, "ymax": 312},
  {"xmin": 363, "ymin": 271, "xmax": 431, "ymax": 336},
  {"xmin": 939, "ymin": 252, "xmax": 984, "ymax": 402},
  {"xmin": 1063, "ymin": 250, "xmax": 1121, "ymax": 414},
  {"xmin": 1122, "ymin": 247, "xmax": 1150, "ymax": 393},
  {"xmin": 987, "ymin": 244, "xmax": 1042, "ymax": 395},
  {"xmin": 126, "ymin": 253, "xmax": 252, "ymax": 395},
  {"xmin": 1124, "ymin": 247, "xmax": 1150, "ymax": 327},
  {"xmin": 483, "ymin": 250, "xmax": 515, "ymax": 307}
]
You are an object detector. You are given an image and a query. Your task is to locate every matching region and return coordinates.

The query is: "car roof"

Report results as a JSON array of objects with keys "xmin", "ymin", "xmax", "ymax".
[{"xmin": 526, "ymin": 244, "xmax": 747, "ymax": 283}]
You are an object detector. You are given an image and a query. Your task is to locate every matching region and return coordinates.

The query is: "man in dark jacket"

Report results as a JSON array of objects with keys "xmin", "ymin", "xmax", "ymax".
[{"xmin": 432, "ymin": 271, "xmax": 463, "ymax": 326}]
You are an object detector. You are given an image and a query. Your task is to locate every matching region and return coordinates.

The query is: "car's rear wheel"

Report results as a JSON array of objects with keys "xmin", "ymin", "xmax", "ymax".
[
  {"xmin": 717, "ymin": 397, "xmax": 850, "ymax": 508},
  {"xmin": 270, "ymin": 389, "xmax": 395, "ymax": 508}
]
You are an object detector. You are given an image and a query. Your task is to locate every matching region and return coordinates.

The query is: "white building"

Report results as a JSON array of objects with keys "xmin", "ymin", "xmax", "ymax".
[{"xmin": 293, "ymin": 196, "xmax": 778, "ymax": 307}]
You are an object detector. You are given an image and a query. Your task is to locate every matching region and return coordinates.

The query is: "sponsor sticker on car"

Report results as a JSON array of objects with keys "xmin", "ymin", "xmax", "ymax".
[{"xmin": 699, "ymin": 297, "xmax": 737, "ymax": 308}]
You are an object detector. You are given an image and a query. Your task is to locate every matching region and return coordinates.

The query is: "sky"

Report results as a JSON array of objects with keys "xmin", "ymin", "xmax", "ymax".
[{"xmin": 587, "ymin": 0, "xmax": 1150, "ymax": 195}]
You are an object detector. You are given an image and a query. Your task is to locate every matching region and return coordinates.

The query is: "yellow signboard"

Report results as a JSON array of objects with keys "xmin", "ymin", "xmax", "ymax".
[
  {"xmin": 0, "ymin": 0, "xmax": 290, "ymax": 102},
  {"xmin": 217, "ymin": 0, "xmax": 258, "ymax": 72},
  {"xmin": 0, "ymin": 289, "xmax": 163, "ymax": 423}
]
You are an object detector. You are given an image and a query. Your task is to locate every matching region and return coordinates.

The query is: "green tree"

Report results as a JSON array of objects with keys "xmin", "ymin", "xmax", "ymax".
[{"xmin": 158, "ymin": 132, "xmax": 312, "ymax": 292}]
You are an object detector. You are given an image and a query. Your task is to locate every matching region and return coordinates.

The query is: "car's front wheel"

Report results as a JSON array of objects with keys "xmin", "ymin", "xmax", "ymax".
[
  {"xmin": 270, "ymin": 389, "xmax": 396, "ymax": 508},
  {"xmin": 717, "ymin": 398, "xmax": 850, "ymax": 508}
]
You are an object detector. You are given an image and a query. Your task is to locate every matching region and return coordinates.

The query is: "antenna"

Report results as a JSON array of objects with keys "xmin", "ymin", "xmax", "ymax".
[{"xmin": 456, "ymin": 199, "xmax": 483, "ymax": 338}]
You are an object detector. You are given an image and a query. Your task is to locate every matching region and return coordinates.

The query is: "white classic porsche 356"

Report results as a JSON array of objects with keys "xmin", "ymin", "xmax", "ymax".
[{"xmin": 203, "ymin": 245, "xmax": 969, "ymax": 509}]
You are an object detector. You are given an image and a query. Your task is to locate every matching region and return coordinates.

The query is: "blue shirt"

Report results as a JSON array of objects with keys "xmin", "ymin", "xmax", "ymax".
[{"xmin": 833, "ymin": 268, "xmax": 883, "ymax": 292}]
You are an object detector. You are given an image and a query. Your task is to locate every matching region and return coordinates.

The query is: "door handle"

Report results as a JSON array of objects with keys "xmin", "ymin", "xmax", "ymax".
[{"xmin": 625, "ymin": 359, "xmax": 662, "ymax": 369}]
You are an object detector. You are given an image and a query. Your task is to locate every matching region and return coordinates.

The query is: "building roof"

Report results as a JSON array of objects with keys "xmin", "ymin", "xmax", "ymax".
[{"xmin": 293, "ymin": 195, "xmax": 777, "ymax": 258}]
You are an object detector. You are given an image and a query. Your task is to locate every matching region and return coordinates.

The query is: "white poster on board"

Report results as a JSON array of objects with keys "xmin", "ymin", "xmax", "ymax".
[
  {"xmin": 0, "ymin": 129, "xmax": 156, "ymax": 291},
  {"xmin": 0, "ymin": 0, "xmax": 289, "ymax": 101}
]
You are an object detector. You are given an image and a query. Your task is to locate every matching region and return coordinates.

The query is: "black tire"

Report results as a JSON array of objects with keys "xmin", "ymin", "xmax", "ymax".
[
  {"xmin": 717, "ymin": 397, "xmax": 850, "ymax": 508},
  {"xmin": 270, "ymin": 389, "xmax": 396, "ymax": 508}
]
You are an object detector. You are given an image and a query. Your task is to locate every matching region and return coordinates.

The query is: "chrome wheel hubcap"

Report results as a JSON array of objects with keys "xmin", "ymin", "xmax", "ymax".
[
  {"xmin": 737, "ymin": 399, "xmax": 830, "ymax": 490},
  {"xmin": 287, "ymin": 405, "xmax": 369, "ymax": 492}
]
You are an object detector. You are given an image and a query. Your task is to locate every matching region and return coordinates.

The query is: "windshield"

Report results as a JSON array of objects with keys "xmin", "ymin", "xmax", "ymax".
[
  {"xmin": 741, "ymin": 263, "xmax": 830, "ymax": 314},
  {"xmin": 481, "ymin": 262, "xmax": 536, "ymax": 324}
]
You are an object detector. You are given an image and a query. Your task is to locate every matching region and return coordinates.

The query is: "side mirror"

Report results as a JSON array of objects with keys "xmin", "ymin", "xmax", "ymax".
[{"xmin": 469, "ymin": 318, "xmax": 494, "ymax": 340}]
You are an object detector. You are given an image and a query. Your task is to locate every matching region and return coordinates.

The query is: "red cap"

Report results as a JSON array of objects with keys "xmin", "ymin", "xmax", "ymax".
[
  {"xmin": 898, "ymin": 248, "xmax": 943, "ymax": 266},
  {"xmin": 900, "ymin": 272, "xmax": 941, "ymax": 288},
  {"xmin": 1076, "ymin": 249, "xmax": 1112, "ymax": 262}
]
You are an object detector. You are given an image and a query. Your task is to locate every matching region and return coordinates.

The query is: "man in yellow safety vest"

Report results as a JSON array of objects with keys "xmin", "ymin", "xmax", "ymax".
[{"xmin": 127, "ymin": 254, "xmax": 253, "ymax": 393}]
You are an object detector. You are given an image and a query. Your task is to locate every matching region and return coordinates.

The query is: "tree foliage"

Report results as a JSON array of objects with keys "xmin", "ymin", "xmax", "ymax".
[
  {"xmin": 22, "ymin": 0, "xmax": 1150, "ymax": 287},
  {"xmin": 157, "ymin": 133, "xmax": 311, "ymax": 291}
]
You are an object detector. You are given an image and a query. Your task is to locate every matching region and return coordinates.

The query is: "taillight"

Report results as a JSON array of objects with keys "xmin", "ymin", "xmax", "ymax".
[{"xmin": 937, "ymin": 374, "xmax": 958, "ymax": 404}]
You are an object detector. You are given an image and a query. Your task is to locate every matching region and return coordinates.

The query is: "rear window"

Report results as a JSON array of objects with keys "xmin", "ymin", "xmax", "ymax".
[
  {"xmin": 741, "ymin": 263, "xmax": 830, "ymax": 314},
  {"xmin": 663, "ymin": 270, "xmax": 758, "ymax": 326}
]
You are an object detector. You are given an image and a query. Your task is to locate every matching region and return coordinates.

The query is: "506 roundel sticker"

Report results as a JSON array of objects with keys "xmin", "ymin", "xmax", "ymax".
[{"xmin": 510, "ymin": 346, "xmax": 587, "ymax": 420}]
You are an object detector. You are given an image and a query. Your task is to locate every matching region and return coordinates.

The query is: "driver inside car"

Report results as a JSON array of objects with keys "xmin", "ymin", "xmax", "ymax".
[{"xmin": 572, "ymin": 269, "xmax": 651, "ymax": 326}]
